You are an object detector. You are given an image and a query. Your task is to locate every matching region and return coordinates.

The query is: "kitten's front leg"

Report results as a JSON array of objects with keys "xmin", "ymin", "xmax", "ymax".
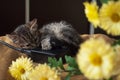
[{"xmin": 41, "ymin": 37, "xmax": 52, "ymax": 50}]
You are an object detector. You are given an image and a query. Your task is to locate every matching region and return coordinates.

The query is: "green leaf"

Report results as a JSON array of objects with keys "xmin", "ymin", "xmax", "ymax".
[
  {"xmin": 48, "ymin": 56, "xmax": 82, "ymax": 80},
  {"xmin": 65, "ymin": 55, "xmax": 81, "ymax": 75},
  {"xmin": 100, "ymin": 0, "xmax": 119, "ymax": 4},
  {"xmin": 64, "ymin": 73, "xmax": 71, "ymax": 80},
  {"xmin": 48, "ymin": 57, "xmax": 58, "ymax": 68},
  {"xmin": 107, "ymin": 77, "xmax": 113, "ymax": 80},
  {"xmin": 100, "ymin": 0, "xmax": 109, "ymax": 3},
  {"xmin": 112, "ymin": 39, "xmax": 120, "ymax": 46},
  {"xmin": 65, "ymin": 55, "xmax": 78, "ymax": 68},
  {"xmin": 57, "ymin": 58, "xmax": 65, "ymax": 70},
  {"xmin": 48, "ymin": 57, "xmax": 65, "ymax": 70}
]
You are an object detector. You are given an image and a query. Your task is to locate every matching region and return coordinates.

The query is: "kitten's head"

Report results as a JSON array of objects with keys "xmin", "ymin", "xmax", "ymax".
[{"xmin": 7, "ymin": 19, "xmax": 41, "ymax": 49}]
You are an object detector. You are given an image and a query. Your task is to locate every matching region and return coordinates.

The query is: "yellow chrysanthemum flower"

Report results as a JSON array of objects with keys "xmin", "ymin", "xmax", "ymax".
[
  {"xmin": 99, "ymin": 1, "xmax": 120, "ymax": 36},
  {"xmin": 77, "ymin": 38, "xmax": 116, "ymax": 79},
  {"xmin": 9, "ymin": 56, "xmax": 33, "ymax": 80},
  {"xmin": 83, "ymin": 1, "xmax": 99, "ymax": 27},
  {"xmin": 28, "ymin": 63, "xmax": 61, "ymax": 80},
  {"xmin": 112, "ymin": 45, "xmax": 120, "ymax": 75}
]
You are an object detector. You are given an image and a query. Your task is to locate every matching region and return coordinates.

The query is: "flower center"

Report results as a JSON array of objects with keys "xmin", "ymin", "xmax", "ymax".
[
  {"xmin": 111, "ymin": 13, "xmax": 120, "ymax": 22},
  {"xmin": 89, "ymin": 53, "xmax": 102, "ymax": 66},
  {"xmin": 39, "ymin": 77, "xmax": 48, "ymax": 80},
  {"xmin": 20, "ymin": 68, "xmax": 25, "ymax": 74}
]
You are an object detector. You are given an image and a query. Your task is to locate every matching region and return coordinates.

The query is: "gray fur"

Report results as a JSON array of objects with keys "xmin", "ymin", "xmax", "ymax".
[{"xmin": 40, "ymin": 21, "xmax": 82, "ymax": 50}]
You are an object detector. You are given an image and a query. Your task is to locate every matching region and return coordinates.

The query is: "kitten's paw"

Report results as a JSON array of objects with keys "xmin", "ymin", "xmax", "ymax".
[{"xmin": 41, "ymin": 38, "xmax": 52, "ymax": 50}]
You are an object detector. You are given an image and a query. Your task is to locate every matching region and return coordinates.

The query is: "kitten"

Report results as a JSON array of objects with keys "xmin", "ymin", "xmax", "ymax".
[
  {"xmin": 7, "ymin": 19, "xmax": 47, "ymax": 63},
  {"xmin": 40, "ymin": 21, "xmax": 83, "ymax": 55},
  {"xmin": 7, "ymin": 19, "xmax": 41, "ymax": 49},
  {"xmin": 7, "ymin": 20, "xmax": 83, "ymax": 63},
  {"xmin": 8, "ymin": 20, "xmax": 82, "ymax": 53}
]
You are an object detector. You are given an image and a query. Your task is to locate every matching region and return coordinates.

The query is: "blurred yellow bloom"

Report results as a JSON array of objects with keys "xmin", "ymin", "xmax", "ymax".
[
  {"xmin": 28, "ymin": 63, "xmax": 61, "ymax": 80},
  {"xmin": 77, "ymin": 38, "xmax": 116, "ymax": 79},
  {"xmin": 83, "ymin": 1, "xmax": 99, "ymax": 27},
  {"xmin": 99, "ymin": 1, "xmax": 120, "ymax": 36},
  {"xmin": 112, "ymin": 45, "xmax": 120, "ymax": 75},
  {"xmin": 9, "ymin": 56, "xmax": 33, "ymax": 80}
]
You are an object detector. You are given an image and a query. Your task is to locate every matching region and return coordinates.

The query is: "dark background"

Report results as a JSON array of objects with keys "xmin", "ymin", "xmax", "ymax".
[
  {"xmin": 30, "ymin": 0, "xmax": 89, "ymax": 34},
  {"xmin": 1, "ymin": 0, "xmax": 118, "ymax": 39},
  {"xmin": 0, "ymin": 0, "xmax": 89, "ymax": 36},
  {"xmin": 0, "ymin": 0, "xmax": 25, "ymax": 35}
]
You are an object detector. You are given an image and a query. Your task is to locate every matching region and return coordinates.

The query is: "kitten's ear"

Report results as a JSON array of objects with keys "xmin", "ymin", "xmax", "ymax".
[{"xmin": 25, "ymin": 18, "xmax": 38, "ymax": 31}]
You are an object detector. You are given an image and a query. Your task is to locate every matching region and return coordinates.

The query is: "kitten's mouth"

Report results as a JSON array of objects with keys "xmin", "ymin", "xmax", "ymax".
[{"xmin": 0, "ymin": 40, "xmax": 69, "ymax": 57}]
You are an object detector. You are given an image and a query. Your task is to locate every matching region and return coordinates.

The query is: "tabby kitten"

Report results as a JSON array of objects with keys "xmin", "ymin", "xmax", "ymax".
[
  {"xmin": 7, "ymin": 19, "xmax": 41, "ymax": 49},
  {"xmin": 7, "ymin": 19, "xmax": 47, "ymax": 63}
]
